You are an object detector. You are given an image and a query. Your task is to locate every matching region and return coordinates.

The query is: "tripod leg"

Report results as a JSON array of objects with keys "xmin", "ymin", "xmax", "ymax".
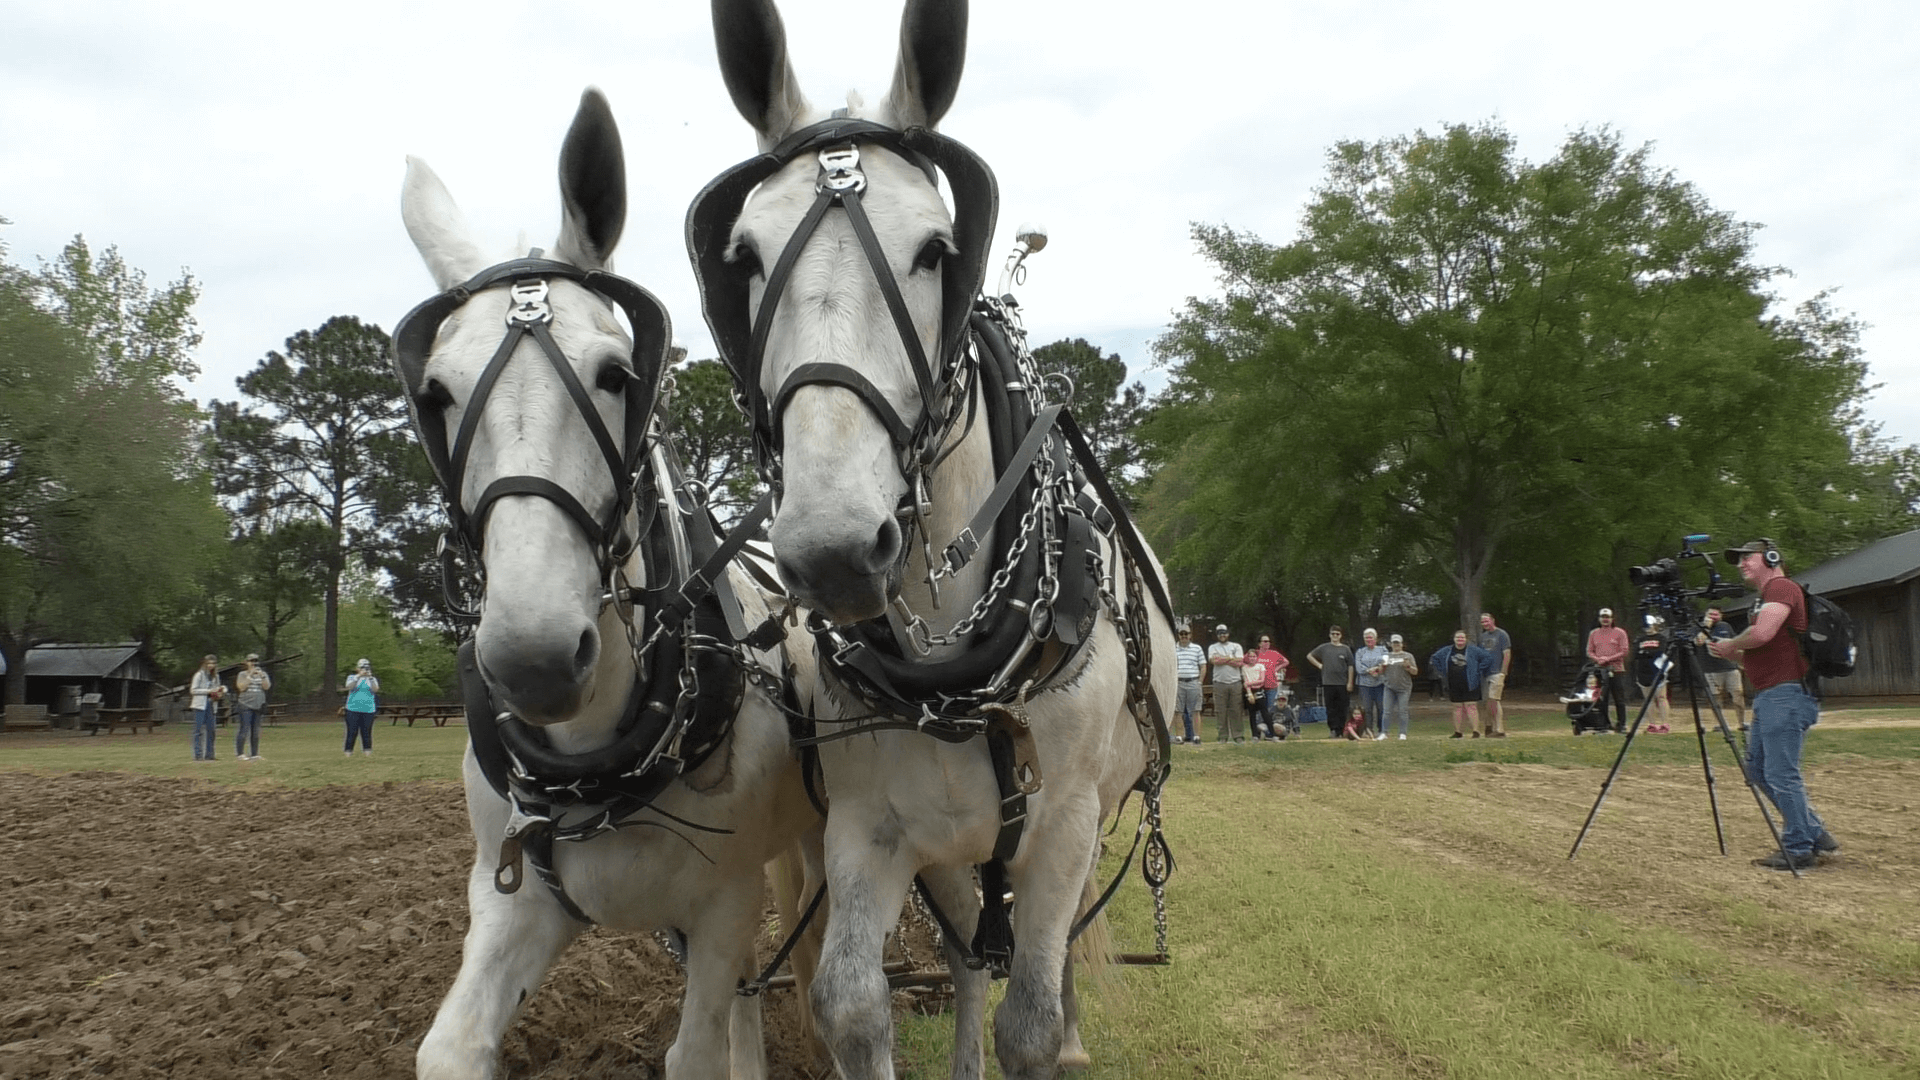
[
  {"xmin": 1675, "ymin": 653, "xmax": 1727, "ymax": 855},
  {"xmin": 1568, "ymin": 679, "xmax": 1659, "ymax": 860}
]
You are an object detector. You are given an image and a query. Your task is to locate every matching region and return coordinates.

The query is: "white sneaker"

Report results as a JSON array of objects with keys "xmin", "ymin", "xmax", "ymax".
[
  {"xmin": 1373, "ymin": 732, "xmax": 1386, "ymax": 741},
  {"xmin": 1398, "ymin": 733, "xmax": 1406, "ymax": 740}
]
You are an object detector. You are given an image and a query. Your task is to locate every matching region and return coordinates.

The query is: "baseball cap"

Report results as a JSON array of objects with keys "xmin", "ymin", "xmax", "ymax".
[
  {"xmin": 1389, "ymin": 634, "xmax": 1403, "ymax": 644},
  {"xmin": 1723, "ymin": 539, "xmax": 1775, "ymax": 565},
  {"xmin": 356, "ymin": 658, "xmax": 371, "ymax": 668},
  {"xmin": 246, "ymin": 653, "xmax": 260, "ymax": 662},
  {"xmin": 1598, "ymin": 608, "xmax": 1613, "ymax": 617},
  {"xmin": 1214, "ymin": 623, "xmax": 1228, "ymax": 633}
]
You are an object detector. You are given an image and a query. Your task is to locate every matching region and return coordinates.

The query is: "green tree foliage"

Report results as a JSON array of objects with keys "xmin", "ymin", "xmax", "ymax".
[
  {"xmin": 1031, "ymin": 337, "xmax": 1148, "ymax": 504},
  {"xmin": 1147, "ymin": 124, "xmax": 1910, "ymax": 651},
  {"xmin": 211, "ymin": 316, "xmax": 433, "ymax": 705},
  {"xmin": 0, "ymin": 233, "xmax": 225, "ymax": 701},
  {"xmin": 665, "ymin": 355, "xmax": 761, "ymax": 522}
]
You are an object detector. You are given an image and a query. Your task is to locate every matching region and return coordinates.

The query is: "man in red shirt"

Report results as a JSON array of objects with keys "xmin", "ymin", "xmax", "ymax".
[
  {"xmin": 1708, "ymin": 539, "xmax": 1837, "ymax": 871},
  {"xmin": 1584, "ymin": 609, "xmax": 1631, "ymax": 733}
]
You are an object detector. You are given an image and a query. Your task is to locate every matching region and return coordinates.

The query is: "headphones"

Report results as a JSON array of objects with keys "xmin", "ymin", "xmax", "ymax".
[{"xmin": 1759, "ymin": 537, "xmax": 1782, "ymax": 568}]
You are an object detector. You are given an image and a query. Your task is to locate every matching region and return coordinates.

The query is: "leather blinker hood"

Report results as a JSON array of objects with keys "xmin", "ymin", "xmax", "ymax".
[
  {"xmin": 684, "ymin": 118, "xmax": 999, "ymax": 457},
  {"xmin": 390, "ymin": 258, "xmax": 673, "ymax": 530}
]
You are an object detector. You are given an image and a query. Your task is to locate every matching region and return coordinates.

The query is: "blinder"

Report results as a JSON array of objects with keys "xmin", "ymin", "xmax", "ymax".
[
  {"xmin": 684, "ymin": 117, "xmax": 999, "ymax": 480},
  {"xmin": 392, "ymin": 257, "xmax": 673, "ymax": 596}
]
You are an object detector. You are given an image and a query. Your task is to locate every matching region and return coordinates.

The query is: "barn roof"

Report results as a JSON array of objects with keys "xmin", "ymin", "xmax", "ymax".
[
  {"xmin": 23, "ymin": 642, "xmax": 146, "ymax": 679},
  {"xmin": 1798, "ymin": 528, "xmax": 1920, "ymax": 597}
]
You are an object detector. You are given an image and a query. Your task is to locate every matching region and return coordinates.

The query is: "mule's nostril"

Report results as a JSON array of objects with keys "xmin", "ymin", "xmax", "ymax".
[
  {"xmin": 574, "ymin": 629, "xmax": 597, "ymax": 673},
  {"xmin": 871, "ymin": 516, "xmax": 902, "ymax": 572}
]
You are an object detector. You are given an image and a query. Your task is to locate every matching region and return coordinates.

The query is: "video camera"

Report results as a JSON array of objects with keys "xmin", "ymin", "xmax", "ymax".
[{"xmin": 1628, "ymin": 534, "xmax": 1744, "ymax": 641}]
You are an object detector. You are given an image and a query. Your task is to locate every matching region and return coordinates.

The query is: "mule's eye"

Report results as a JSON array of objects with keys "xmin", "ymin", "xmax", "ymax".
[
  {"xmin": 595, "ymin": 362, "xmax": 633, "ymax": 394},
  {"xmin": 415, "ymin": 379, "xmax": 454, "ymax": 412},
  {"xmin": 729, "ymin": 242, "xmax": 763, "ymax": 278},
  {"xmin": 912, "ymin": 237, "xmax": 952, "ymax": 273}
]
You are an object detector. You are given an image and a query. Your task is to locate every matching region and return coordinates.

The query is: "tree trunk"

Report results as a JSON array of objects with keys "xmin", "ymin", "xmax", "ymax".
[{"xmin": 323, "ymin": 549, "xmax": 342, "ymax": 709}]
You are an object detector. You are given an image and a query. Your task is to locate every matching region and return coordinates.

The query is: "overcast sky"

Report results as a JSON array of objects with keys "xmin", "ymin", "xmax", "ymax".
[{"xmin": 5, "ymin": 0, "xmax": 1916, "ymax": 446}]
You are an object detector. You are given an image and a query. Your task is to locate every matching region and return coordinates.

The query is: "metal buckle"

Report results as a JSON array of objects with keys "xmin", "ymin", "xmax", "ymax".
[
  {"xmin": 817, "ymin": 144, "xmax": 866, "ymax": 194},
  {"xmin": 507, "ymin": 278, "xmax": 552, "ymax": 325}
]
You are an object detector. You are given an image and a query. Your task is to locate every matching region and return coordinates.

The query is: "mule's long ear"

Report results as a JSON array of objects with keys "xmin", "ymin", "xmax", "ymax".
[
  {"xmin": 554, "ymin": 88, "xmax": 626, "ymax": 270},
  {"xmin": 401, "ymin": 156, "xmax": 488, "ymax": 291},
  {"xmin": 882, "ymin": 0, "xmax": 967, "ymax": 130},
  {"xmin": 713, "ymin": 0, "xmax": 811, "ymax": 149}
]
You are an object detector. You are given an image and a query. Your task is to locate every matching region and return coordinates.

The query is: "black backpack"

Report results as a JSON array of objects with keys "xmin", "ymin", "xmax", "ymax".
[{"xmin": 1796, "ymin": 581, "xmax": 1857, "ymax": 680}]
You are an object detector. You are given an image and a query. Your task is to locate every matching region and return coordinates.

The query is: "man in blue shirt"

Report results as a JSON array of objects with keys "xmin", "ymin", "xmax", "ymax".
[
  {"xmin": 1479, "ymin": 612, "xmax": 1513, "ymax": 737},
  {"xmin": 1698, "ymin": 606, "xmax": 1746, "ymax": 731}
]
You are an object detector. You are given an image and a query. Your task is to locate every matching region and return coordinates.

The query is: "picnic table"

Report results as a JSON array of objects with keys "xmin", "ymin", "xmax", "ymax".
[
  {"xmin": 86, "ymin": 708, "xmax": 158, "ymax": 735},
  {"xmin": 2, "ymin": 704, "xmax": 53, "ymax": 733},
  {"xmin": 393, "ymin": 703, "xmax": 464, "ymax": 727},
  {"xmin": 337, "ymin": 703, "xmax": 464, "ymax": 727}
]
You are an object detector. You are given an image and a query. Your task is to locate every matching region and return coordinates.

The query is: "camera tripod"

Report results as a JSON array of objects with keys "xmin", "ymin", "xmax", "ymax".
[{"xmin": 1567, "ymin": 632, "xmax": 1802, "ymax": 878}]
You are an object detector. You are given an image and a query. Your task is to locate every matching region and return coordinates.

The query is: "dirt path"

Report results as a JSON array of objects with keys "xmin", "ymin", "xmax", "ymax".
[{"xmin": 0, "ymin": 772, "xmax": 831, "ymax": 1080}]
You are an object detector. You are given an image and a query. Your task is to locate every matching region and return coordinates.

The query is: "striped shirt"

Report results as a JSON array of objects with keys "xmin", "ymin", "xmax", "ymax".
[{"xmin": 1175, "ymin": 642, "xmax": 1205, "ymax": 681}]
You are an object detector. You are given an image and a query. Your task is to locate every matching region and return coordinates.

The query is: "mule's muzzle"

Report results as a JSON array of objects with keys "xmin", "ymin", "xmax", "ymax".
[
  {"xmin": 772, "ymin": 510, "xmax": 903, "ymax": 624},
  {"xmin": 476, "ymin": 620, "xmax": 600, "ymax": 724}
]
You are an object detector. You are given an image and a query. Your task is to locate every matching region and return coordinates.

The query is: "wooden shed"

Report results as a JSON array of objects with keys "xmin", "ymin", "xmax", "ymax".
[
  {"xmin": 21, "ymin": 642, "xmax": 158, "ymax": 712},
  {"xmin": 1796, "ymin": 529, "xmax": 1920, "ymax": 697}
]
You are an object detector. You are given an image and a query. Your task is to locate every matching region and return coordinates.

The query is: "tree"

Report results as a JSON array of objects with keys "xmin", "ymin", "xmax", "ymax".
[
  {"xmin": 1147, "ymin": 123, "xmax": 1905, "ymax": 644},
  {"xmin": 1031, "ymin": 338, "xmax": 1148, "ymax": 505},
  {"xmin": 0, "ymin": 233, "xmax": 224, "ymax": 701},
  {"xmin": 212, "ymin": 316, "xmax": 430, "ymax": 705},
  {"xmin": 665, "ymin": 355, "xmax": 761, "ymax": 523}
]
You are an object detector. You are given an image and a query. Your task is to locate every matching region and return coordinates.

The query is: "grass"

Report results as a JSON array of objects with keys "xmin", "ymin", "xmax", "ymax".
[
  {"xmin": 890, "ymin": 702, "xmax": 1920, "ymax": 1079},
  {"xmin": 0, "ymin": 717, "xmax": 470, "ymax": 787},
  {"xmin": 8, "ymin": 701, "xmax": 1919, "ymax": 1078}
]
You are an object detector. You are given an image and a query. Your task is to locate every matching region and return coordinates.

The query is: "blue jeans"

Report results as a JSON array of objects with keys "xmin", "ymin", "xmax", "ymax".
[
  {"xmin": 1746, "ymin": 682, "xmax": 1826, "ymax": 855},
  {"xmin": 1383, "ymin": 686, "xmax": 1412, "ymax": 736},
  {"xmin": 191, "ymin": 705, "xmax": 218, "ymax": 760},
  {"xmin": 235, "ymin": 707, "xmax": 262, "ymax": 757},
  {"xmin": 1357, "ymin": 684, "xmax": 1385, "ymax": 733},
  {"xmin": 344, "ymin": 709, "xmax": 376, "ymax": 752},
  {"xmin": 1175, "ymin": 681, "xmax": 1201, "ymax": 741}
]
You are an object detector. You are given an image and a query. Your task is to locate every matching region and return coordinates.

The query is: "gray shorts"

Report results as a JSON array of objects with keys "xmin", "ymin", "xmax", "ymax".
[{"xmin": 1176, "ymin": 680, "xmax": 1202, "ymax": 717}]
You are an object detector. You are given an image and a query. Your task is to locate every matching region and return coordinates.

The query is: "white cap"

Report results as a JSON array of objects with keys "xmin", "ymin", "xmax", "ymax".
[
  {"xmin": 1214, "ymin": 624, "xmax": 1228, "ymax": 633},
  {"xmin": 356, "ymin": 658, "xmax": 371, "ymax": 668},
  {"xmin": 1389, "ymin": 634, "xmax": 1403, "ymax": 644},
  {"xmin": 1598, "ymin": 608, "xmax": 1613, "ymax": 617}
]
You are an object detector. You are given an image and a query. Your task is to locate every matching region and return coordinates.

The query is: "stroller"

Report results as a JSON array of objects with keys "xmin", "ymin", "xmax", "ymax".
[{"xmin": 1562, "ymin": 663, "xmax": 1613, "ymax": 735}]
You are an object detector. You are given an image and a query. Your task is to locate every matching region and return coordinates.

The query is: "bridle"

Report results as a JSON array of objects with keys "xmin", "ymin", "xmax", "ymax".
[
  {"xmin": 686, "ymin": 116, "xmax": 999, "ymax": 503},
  {"xmin": 392, "ymin": 254, "xmax": 672, "ymax": 620}
]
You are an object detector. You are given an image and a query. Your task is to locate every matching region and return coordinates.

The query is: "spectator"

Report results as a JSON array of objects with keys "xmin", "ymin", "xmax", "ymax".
[
  {"xmin": 1354, "ymin": 628, "xmax": 1390, "ymax": 741},
  {"xmin": 1585, "ymin": 608, "xmax": 1631, "ymax": 733},
  {"xmin": 1697, "ymin": 606, "xmax": 1747, "ymax": 731},
  {"xmin": 1478, "ymin": 612, "xmax": 1513, "ymax": 737},
  {"xmin": 188, "ymin": 655, "xmax": 225, "ymax": 762},
  {"xmin": 1636, "ymin": 615, "xmax": 1674, "ymax": 733},
  {"xmin": 1341, "ymin": 704, "xmax": 1369, "ymax": 741},
  {"xmin": 1430, "ymin": 630, "xmax": 1497, "ymax": 738},
  {"xmin": 1306, "ymin": 626, "xmax": 1355, "ymax": 739},
  {"xmin": 1707, "ymin": 538, "xmax": 1839, "ymax": 870},
  {"xmin": 1244, "ymin": 634, "xmax": 1287, "ymax": 740},
  {"xmin": 344, "ymin": 658, "xmax": 379, "ymax": 757},
  {"xmin": 1207, "ymin": 624, "xmax": 1248, "ymax": 743},
  {"xmin": 233, "ymin": 654, "xmax": 272, "ymax": 761},
  {"xmin": 1380, "ymin": 634, "xmax": 1419, "ymax": 740},
  {"xmin": 1173, "ymin": 627, "xmax": 1205, "ymax": 745}
]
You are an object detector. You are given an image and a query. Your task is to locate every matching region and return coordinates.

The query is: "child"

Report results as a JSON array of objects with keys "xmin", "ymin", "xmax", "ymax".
[{"xmin": 1342, "ymin": 704, "xmax": 1370, "ymax": 741}]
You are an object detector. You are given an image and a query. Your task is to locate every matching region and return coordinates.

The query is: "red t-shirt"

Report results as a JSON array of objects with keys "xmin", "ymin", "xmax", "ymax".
[
  {"xmin": 1244, "ymin": 648, "xmax": 1286, "ymax": 690},
  {"xmin": 1745, "ymin": 576, "xmax": 1808, "ymax": 691}
]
